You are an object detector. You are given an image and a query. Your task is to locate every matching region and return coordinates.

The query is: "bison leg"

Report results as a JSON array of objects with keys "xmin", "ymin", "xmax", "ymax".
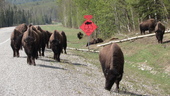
[
  {"xmin": 53, "ymin": 53, "xmax": 56, "ymax": 60},
  {"xmin": 13, "ymin": 50, "xmax": 16, "ymax": 57},
  {"xmin": 41, "ymin": 47, "xmax": 45, "ymax": 56},
  {"xmin": 16, "ymin": 50, "xmax": 20, "ymax": 57},
  {"xmin": 64, "ymin": 49, "xmax": 67, "ymax": 54},
  {"xmin": 115, "ymin": 80, "xmax": 120, "ymax": 93},
  {"xmin": 27, "ymin": 56, "xmax": 31, "ymax": 65},
  {"xmin": 31, "ymin": 57, "xmax": 36, "ymax": 66},
  {"xmin": 160, "ymin": 33, "xmax": 164, "ymax": 44},
  {"xmin": 57, "ymin": 53, "xmax": 61, "ymax": 62}
]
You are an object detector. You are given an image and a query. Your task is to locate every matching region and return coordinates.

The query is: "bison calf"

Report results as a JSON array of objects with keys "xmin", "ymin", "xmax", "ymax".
[{"xmin": 99, "ymin": 43, "xmax": 124, "ymax": 92}]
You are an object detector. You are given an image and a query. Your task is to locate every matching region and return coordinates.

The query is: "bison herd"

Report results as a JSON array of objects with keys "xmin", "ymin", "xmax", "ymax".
[
  {"xmin": 10, "ymin": 19, "xmax": 166, "ymax": 92},
  {"xmin": 140, "ymin": 18, "xmax": 166, "ymax": 43},
  {"xmin": 10, "ymin": 23, "xmax": 67, "ymax": 66}
]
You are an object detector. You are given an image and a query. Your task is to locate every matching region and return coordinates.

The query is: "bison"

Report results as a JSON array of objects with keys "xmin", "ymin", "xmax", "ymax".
[
  {"xmin": 22, "ymin": 26, "xmax": 40, "ymax": 65},
  {"xmin": 86, "ymin": 38, "xmax": 103, "ymax": 46},
  {"xmin": 49, "ymin": 30, "xmax": 63, "ymax": 62},
  {"xmin": 99, "ymin": 43, "xmax": 124, "ymax": 92},
  {"xmin": 36, "ymin": 26, "xmax": 50, "ymax": 56},
  {"xmin": 45, "ymin": 31, "xmax": 52, "ymax": 48},
  {"xmin": 60, "ymin": 31, "xmax": 67, "ymax": 54},
  {"xmin": 10, "ymin": 29, "xmax": 23, "ymax": 57},
  {"xmin": 77, "ymin": 32, "xmax": 84, "ymax": 40},
  {"xmin": 139, "ymin": 18, "xmax": 157, "ymax": 35},
  {"xmin": 10, "ymin": 23, "xmax": 28, "ymax": 57},
  {"xmin": 155, "ymin": 21, "xmax": 165, "ymax": 43}
]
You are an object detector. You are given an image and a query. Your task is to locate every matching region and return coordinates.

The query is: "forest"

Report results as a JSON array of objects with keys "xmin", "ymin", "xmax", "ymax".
[
  {"xmin": 0, "ymin": 0, "xmax": 57, "ymax": 27},
  {"xmin": 57, "ymin": 0, "xmax": 170, "ymax": 39},
  {"xmin": 1, "ymin": 0, "xmax": 170, "ymax": 39}
]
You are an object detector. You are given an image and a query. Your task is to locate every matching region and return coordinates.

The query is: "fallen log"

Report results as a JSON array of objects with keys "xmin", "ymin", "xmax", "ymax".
[
  {"xmin": 67, "ymin": 47, "xmax": 99, "ymax": 53},
  {"xmin": 97, "ymin": 30, "xmax": 170, "ymax": 47}
]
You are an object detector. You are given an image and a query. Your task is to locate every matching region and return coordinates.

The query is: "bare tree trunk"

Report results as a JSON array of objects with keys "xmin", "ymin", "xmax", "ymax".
[{"xmin": 131, "ymin": 7, "xmax": 136, "ymax": 31}]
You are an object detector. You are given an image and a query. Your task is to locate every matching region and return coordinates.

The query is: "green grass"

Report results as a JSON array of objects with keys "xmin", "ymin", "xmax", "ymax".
[
  {"xmin": 40, "ymin": 24, "xmax": 170, "ymax": 95},
  {"xmin": 41, "ymin": 24, "xmax": 90, "ymax": 49}
]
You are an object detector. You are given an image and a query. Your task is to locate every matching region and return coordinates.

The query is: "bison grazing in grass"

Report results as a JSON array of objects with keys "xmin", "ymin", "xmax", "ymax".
[
  {"xmin": 99, "ymin": 43, "xmax": 124, "ymax": 92},
  {"xmin": 22, "ymin": 26, "xmax": 40, "ymax": 65},
  {"xmin": 49, "ymin": 30, "xmax": 63, "ymax": 62},
  {"xmin": 139, "ymin": 18, "xmax": 157, "ymax": 35},
  {"xmin": 155, "ymin": 21, "xmax": 165, "ymax": 44},
  {"xmin": 10, "ymin": 23, "xmax": 28, "ymax": 57}
]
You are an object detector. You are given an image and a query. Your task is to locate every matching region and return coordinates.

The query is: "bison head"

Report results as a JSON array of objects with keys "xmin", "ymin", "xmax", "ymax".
[
  {"xmin": 23, "ymin": 36, "xmax": 36, "ymax": 55},
  {"xmin": 105, "ymin": 69, "xmax": 120, "ymax": 91},
  {"xmin": 50, "ymin": 39, "xmax": 61, "ymax": 53}
]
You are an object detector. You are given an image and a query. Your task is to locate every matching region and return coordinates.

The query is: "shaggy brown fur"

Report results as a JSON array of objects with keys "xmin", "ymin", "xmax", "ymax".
[
  {"xmin": 99, "ymin": 43, "xmax": 124, "ymax": 92},
  {"xmin": 10, "ymin": 29, "xmax": 23, "ymax": 57},
  {"xmin": 60, "ymin": 31, "xmax": 67, "ymax": 54},
  {"xmin": 22, "ymin": 26, "xmax": 40, "ymax": 65},
  {"xmin": 15, "ymin": 23, "xmax": 27, "ymax": 33},
  {"xmin": 49, "ymin": 30, "xmax": 63, "ymax": 62},
  {"xmin": 155, "ymin": 21, "xmax": 165, "ymax": 43},
  {"xmin": 139, "ymin": 19, "xmax": 157, "ymax": 35}
]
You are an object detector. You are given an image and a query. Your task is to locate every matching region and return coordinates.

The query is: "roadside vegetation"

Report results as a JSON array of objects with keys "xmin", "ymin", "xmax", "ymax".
[{"xmin": 41, "ymin": 24, "xmax": 170, "ymax": 95}]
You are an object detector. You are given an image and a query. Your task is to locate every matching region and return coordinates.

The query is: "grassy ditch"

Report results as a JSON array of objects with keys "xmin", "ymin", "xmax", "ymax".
[{"xmin": 40, "ymin": 24, "xmax": 170, "ymax": 95}]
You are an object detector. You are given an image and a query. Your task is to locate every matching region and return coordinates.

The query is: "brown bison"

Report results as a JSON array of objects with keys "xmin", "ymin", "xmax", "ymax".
[
  {"xmin": 10, "ymin": 29, "xmax": 23, "ymax": 57},
  {"xmin": 10, "ymin": 23, "xmax": 28, "ymax": 57},
  {"xmin": 77, "ymin": 32, "xmax": 84, "ymax": 40},
  {"xmin": 60, "ymin": 31, "xmax": 67, "ymax": 54},
  {"xmin": 155, "ymin": 21, "xmax": 165, "ymax": 43},
  {"xmin": 22, "ymin": 26, "xmax": 40, "ymax": 65},
  {"xmin": 35, "ymin": 26, "xmax": 49, "ymax": 56},
  {"xmin": 45, "ymin": 31, "xmax": 52, "ymax": 48},
  {"xmin": 49, "ymin": 30, "xmax": 63, "ymax": 62},
  {"xmin": 99, "ymin": 43, "xmax": 124, "ymax": 92},
  {"xmin": 86, "ymin": 38, "xmax": 103, "ymax": 46},
  {"xmin": 139, "ymin": 18, "xmax": 157, "ymax": 35}
]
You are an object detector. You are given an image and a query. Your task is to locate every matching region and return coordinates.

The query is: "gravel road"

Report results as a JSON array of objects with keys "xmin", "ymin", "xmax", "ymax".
[{"xmin": 0, "ymin": 27, "xmax": 118, "ymax": 96}]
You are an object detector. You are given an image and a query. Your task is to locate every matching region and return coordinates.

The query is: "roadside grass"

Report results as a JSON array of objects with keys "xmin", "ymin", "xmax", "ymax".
[
  {"xmin": 41, "ymin": 24, "xmax": 88, "ymax": 48},
  {"xmin": 40, "ymin": 24, "xmax": 170, "ymax": 95}
]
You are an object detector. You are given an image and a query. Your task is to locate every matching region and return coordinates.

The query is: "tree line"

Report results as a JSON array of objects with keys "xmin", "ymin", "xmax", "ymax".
[
  {"xmin": 57, "ymin": 0, "xmax": 170, "ymax": 39},
  {"xmin": 0, "ymin": 0, "xmax": 53, "ymax": 27}
]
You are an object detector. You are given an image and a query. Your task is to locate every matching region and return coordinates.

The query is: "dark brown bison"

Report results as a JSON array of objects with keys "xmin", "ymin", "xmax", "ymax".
[
  {"xmin": 35, "ymin": 26, "xmax": 49, "ymax": 56},
  {"xmin": 155, "ymin": 21, "xmax": 165, "ymax": 43},
  {"xmin": 99, "ymin": 43, "xmax": 124, "ymax": 92},
  {"xmin": 86, "ymin": 38, "xmax": 103, "ymax": 46},
  {"xmin": 10, "ymin": 23, "xmax": 28, "ymax": 57},
  {"xmin": 10, "ymin": 29, "xmax": 23, "ymax": 57},
  {"xmin": 45, "ymin": 31, "xmax": 52, "ymax": 48},
  {"xmin": 139, "ymin": 18, "xmax": 157, "ymax": 35},
  {"xmin": 77, "ymin": 32, "xmax": 84, "ymax": 40},
  {"xmin": 60, "ymin": 31, "xmax": 67, "ymax": 54},
  {"xmin": 49, "ymin": 30, "xmax": 63, "ymax": 62},
  {"xmin": 22, "ymin": 26, "xmax": 40, "ymax": 65}
]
